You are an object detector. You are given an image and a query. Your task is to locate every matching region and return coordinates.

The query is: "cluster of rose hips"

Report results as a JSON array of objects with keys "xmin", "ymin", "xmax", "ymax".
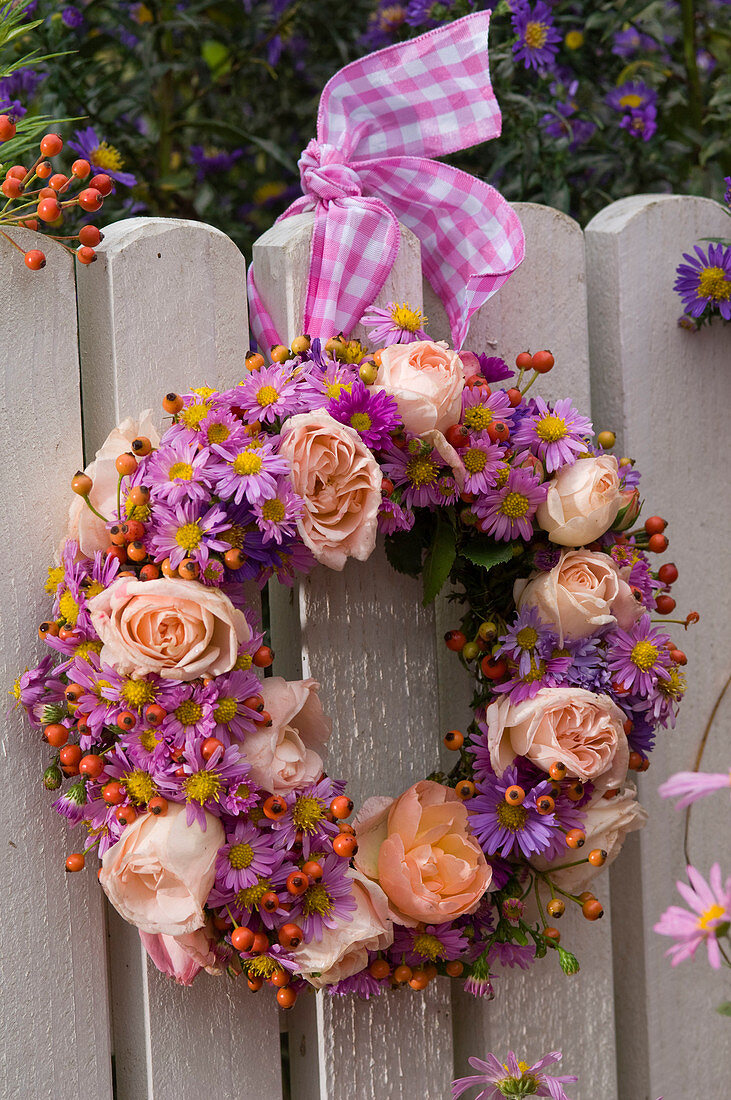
[{"xmin": 0, "ymin": 123, "xmax": 109, "ymax": 270}]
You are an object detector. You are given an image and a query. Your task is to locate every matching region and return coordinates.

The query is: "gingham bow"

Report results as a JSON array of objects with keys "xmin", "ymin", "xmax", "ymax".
[{"xmin": 247, "ymin": 11, "xmax": 525, "ymax": 350}]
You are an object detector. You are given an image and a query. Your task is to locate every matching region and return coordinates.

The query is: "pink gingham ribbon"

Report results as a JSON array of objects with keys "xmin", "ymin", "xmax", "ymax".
[{"xmin": 247, "ymin": 11, "xmax": 525, "ymax": 350}]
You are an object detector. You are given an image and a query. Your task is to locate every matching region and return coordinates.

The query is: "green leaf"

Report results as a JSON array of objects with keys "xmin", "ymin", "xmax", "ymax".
[
  {"xmin": 384, "ymin": 526, "xmax": 428, "ymax": 579},
  {"xmin": 716, "ymin": 1002, "xmax": 731, "ymax": 1016},
  {"xmin": 461, "ymin": 538, "xmax": 516, "ymax": 573},
  {"xmin": 422, "ymin": 516, "xmax": 457, "ymax": 605}
]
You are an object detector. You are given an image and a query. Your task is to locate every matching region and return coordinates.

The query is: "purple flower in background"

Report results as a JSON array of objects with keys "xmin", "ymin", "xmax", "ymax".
[
  {"xmin": 512, "ymin": 396, "xmax": 592, "ymax": 471},
  {"xmin": 327, "ymin": 969, "xmax": 385, "ymax": 998},
  {"xmin": 540, "ymin": 81, "xmax": 596, "ymax": 149},
  {"xmin": 405, "ymin": 0, "xmax": 452, "ymax": 29},
  {"xmin": 487, "ymin": 942, "xmax": 536, "ymax": 971},
  {"xmin": 658, "ymin": 770, "xmax": 731, "ymax": 809},
  {"xmin": 724, "ymin": 176, "xmax": 731, "ymax": 207},
  {"xmin": 674, "ymin": 242, "xmax": 731, "ymax": 320},
  {"xmin": 654, "ymin": 863, "xmax": 731, "ymax": 969},
  {"xmin": 190, "ymin": 144, "xmax": 244, "ymax": 181},
  {"xmin": 452, "ymin": 1048, "xmax": 577, "ymax": 1100},
  {"xmin": 606, "ymin": 82, "xmax": 657, "ymax": 113},
  {"xmin": 511, "ymin": 1, "xmax": 561, "ymax": 72},
  {"xmin": 612, "ymin": 27, "xmax": 660, "ymax": 57},
  {"xmin": 359, "ymin": 1, "xmax": 408, "ymax": 50},
  {"xmin": 620, "ymin": 104, "xmax": 658, "ymax": 141},
  {"xmin": 473, "ymin": 467, "xmax": 547, "ymax": 541},
  {"xmin": 360, "ymin": 300, "xmax": 429, "ymax": 345},
  {"xmin": 67, "ymin": 126, "xmax": 137, "ymax": 186},
  {"xmin": 328, "ymin": 379, "xmax": 401, "ymax": 449},
  {"xmin": 61, "ymin": 6, "xmax": 84, "ymax": 28}
]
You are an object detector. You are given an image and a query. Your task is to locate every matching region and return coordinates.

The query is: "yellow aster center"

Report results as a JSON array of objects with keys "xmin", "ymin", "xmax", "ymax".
[
  {"xmin": 463, "ymin": 448, "xmax": 487, "ymax": 473},
  {"xmin": 168, "ymin": 461, "xmax": 194, "ymax": 481},
  {"xmin": 74, "ymin": 640, "xmax": 103, "ymax": 660},
  {"xmin": 232, "ymin": 451, "xmax": 263, "ymax": 477},
  {"xmin": 350, "ymin": 411, "xmax": 372, "ymax": 432},
  {"xmin": 565, "ymin": 30, "xmax": 584, "ymax": 49},
  {"xmin": 85, "ymin": 580, "xmax": 105, "ymax": 600},
  {"xmin": 261, "ymin": 498, "xmax": 286, "ymax": 522},
  {"xmin": 45, "ymin": 566, "xmax": 64, "ymax": 594},
  {"xmin": 630, "ymin": 640, "xmax": 659, "ymax": 671},
  {"xmin": 256, "ymin": 385, "xmax": 279, "ymax": 407},
  {"xmin": 659, "ymin": 666, "xmax": 686, "ymax": 699},
  {"xmin": 524, "ymin": 19, "xmax": 548, "ymax": 48},
  {"xmin": 206, "ymin": 423, "xmax": 231, "ymax": 445},
  {"xmin": 413, "ymin": 933, "xmax": 447, "ymax": 961},
  {"xmin": 325, "ymin": 381, "xmax": 348, "ymax": 400},
  {"xmin": 406, "ymin": 455, "xmax": 438, "ymax": 488},
  {"xmin": 236, "ymin": 878, "xmax": 272, "ymax": 908},
  {"xmin": 133, "ymin": 4, "xmax": 154, "ymax": 25},
  {"xmin": 292, "ymin": 795, "xmax": 326, "ymax": 834},
  {"xmin": 126, "ymin": 498, "xmax": 151, "ymax": 522},
  {"xmin": 516, "ymin": 625, "xmax": 539, "ymax": 650},
  {"xmin": 175, "ymin": 700, "xmax": 204, "ymax": 726},
  {"xmin": 10, "ymin": 676, "xmax": 21, "ymax": 704},
  {"xmin": 535, "ymin": 414, "xmax": 568, "ymax": 442},
  {"xmin": 180, "ymin": 401, "xmax": 211, "ymax": 431},
  {"xmin": 234, "ymin": 783, "xmax": 251, "ymax": 801},
  {"xmin": 58, "ymin": 591, "xmax": 80, "ymax": 625},
  {"xmin": 214, "ymin": 696, "xmax": 238, "ymax": 724},
  {"xmin": 497, "ymin": 1064, "xmax": 537, "ymax": 1091},
  {"xmin": 139, "ymin": 729, "xmax": 161, "ymax": 752},
  {"xmin": 121, "ymin": 679, "xmax": 156, "ymax": 708},
  {"xmin": 698, "ymin": 266, "xmax": 730, "ymax": 302},
  {"xmin": 254, "ymin": 181, "xmax": 286, "ymax": 204},
  {"xmin": 192, "ymin": 386, "xmax": 217, "ymax": 399},
  {"xmin": 246, "ymin": 956, "xmax": 279, "ymax": 979},
  {"xmin": 339, "ymin": 339, "xmax": 367, "ymax": 364},
  {"xmin": 524, "ymin": 657, "xmax": 547, "ymax": 683},
  {"xmin": 175, "ymin": 522, "xmax": 203, "ymax": 551},
  {"xmin": 90, "ymin": 141, "xmax": 124, "ymax": 173},
  {"xmin": 496, "ymin": 802, "xmax": 528, "ymax": 831},
  {"xmin": 184, "ymin": 770, "xmax": 222, "ymax": 805},
  {"xmin": 500, "ymin": 491, "xmax": 530, "ymax": 519},
  {"xmin": 464, "ymin": 405, "xmax": 493, "ymax": 430},
  {"xmin": 698, "ymin": 903, "xmax": 725, "ymax": 931},
  {"xmin": 123, "ymin": 770, "xmax": 157, "ymax": 805},
  {"xmin": 619, "ymin": 93, "xmax": 643, "ymax": 108},
  {"xmin": 225, "ymin": 523, "xmax": 246, "ymax": 549},
  {"xmin": 303, "ymin": 883, "xmax": 334, "ymax": 917},
  {"xmin": 389, "ymin": 302, "xmax": 427, "ymax": 332},
  {"xmin": 228, "ymin": 842, "xmax": 255, "ymax": 870},
  {"xmin": 234, "ymin": 653, "xmax": 253, "ymax": 671},
  {"xmin": 378, "ymin": 5, "xmax": 406, "ymax": 32}
]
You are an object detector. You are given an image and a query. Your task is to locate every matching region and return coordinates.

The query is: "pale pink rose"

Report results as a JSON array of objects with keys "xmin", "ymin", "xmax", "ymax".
[
  {"xmin": 514, "ymin": 549, "xmax": 644, "ymax": 644},
  {"xmin": 241, "ymin": 677, "xmax": 332, "ymax": 794},
  {"xmin": 485, "ymin": 688, "xmax": 629, "ymax": 792},
  {"xmin": 536, "ymin": 455, "xmax": 622, "ymax": 546},
  {"xmin": 372, "ymin": 340, "xmax": 466, "ymax": 435},
  {"xmin": 139, "ymin": 922, "xmax": 221, "ymax": 985},
  {"xmin": 66, "ymin": 411, "xmax": 160, "ymax": 558},
  {"xmin": 354, "ymin": 780, "xmax": 492, "ymax": 926},
  {"xmin": 100, "ymin": 803, "xmax": 224, "ymax": 936},
  {"xmin": 280, "ymin": 409, "xmax": 382, "ymax": 571},
  {"xmin": 533, "ymin": 784, "xmax": 647, "ymax": 892},
  {"xmin": 89, "ymin": 577, "xmax": 250, "ymax": 681},
  {"xmin": 293, "ymin": 870, "xmax": 393, "ymax": 989}
]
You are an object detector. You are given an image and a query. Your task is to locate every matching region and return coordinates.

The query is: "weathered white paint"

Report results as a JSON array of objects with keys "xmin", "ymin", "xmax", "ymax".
[
  {"xmin": 586, "ymin": 194, "xmax": 731, "ymax": 1100},
  {"xmin": 75, "ymin": 217, "xmax": 283, "ymax": 1100},
  {"xmin": 0, "ymin": 229, "xmax": 114, "ymax": 1100}
]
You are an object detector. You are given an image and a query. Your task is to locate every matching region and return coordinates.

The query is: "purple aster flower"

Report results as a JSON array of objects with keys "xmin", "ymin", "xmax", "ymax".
[
  {"xmin": 612, "ymin": 27, "xmax": 659, "ymax": 56},
  {"xmin": 200, "ymin": 558, "xmax": 226, "ymax": 587},
  {"xmin": 189, "ymin": 144, "xmax": 244, "ymax": 181},
  {"xmin": 625, "ymin": 714, "xmax": 656, "ymax": 757},
  {"xmin": 359, "ymin": 1, "xmax": 408, "ymax": 49},
  {"xmin": 161, "ymin": 681, "xmax": 217, "ymax": 746},
  {"xmin": 654, "ymin": 863, "xmax": 731, "ymax": 970},
  {"xmin": 724, "ymin": 176, "xmax": 731, "ymax": 207},
  {"xmin": 381, "ymin": 440, "xmax": 446, "ymax": 509},
  {"xmin": 460, "ymin": 437, "xmax": 503, "ymax": 495},
  {"xmin": 620, "ymin": 104, "xmax": 658, "ymax": 141},
  {"xmin": 209, "ymin": 863, "xmax": 290, "ymax": 929},
  {"xmin": 120, "ymin": 721, "xmax": 170, "ymax": 772},
  {"xmin": 146, "ymin": 500, "xmax": 231, "ymax": 569},
  {"xmin": 192, "ymin": 407, "xmax": 248, "ymax": 452},
  {"xmin": 392, "ymin": 923, "xmax": 469, "ymax": 967},
  {"xmin": 328, "ymin": 379, "xmax": 400, "ymax": 450},
  {"xmin": 674, "ymin": 242, "xmax": 731, "ymax": 320},
  {"xmin": 606, "ymin": 82, "xmax": 657, "ymax": 113},
  {"xmin": 498, "ymin": 606, "xmax": 556, "ymax": 677},
  {"xmin": 472, "ymin": 354, "xmax": 513, "ymax": 384},
  {"xmin": 511, "ymin": 1, "xmax": 561, "ymax": 71},
  {"xmin": 210, "ymin": 437, "xmax": 290, "ymax": 506},
  {"xmin": 162, "ymin": 739, "xmax": 250, "ymax": 828},
  {"xmin": 360, "ymin": 300, "xmax": 429, "ymax": 345},
  {"xmin": 635, "ymin": 662, "xmax": 686, "ymax": 728},
  {"xmin": 378, "ymin": 496, "xmax": 416, "ymax": 535},
  {"xmin": 291, "ymin": 853, "xmax": 357, "ymax": 940},
  {"xmin": 473, "ymin": 467, "xmax": 547, "ymax": 542},
  {"xmin": 487, "ymin": 941, "xmax": 536, "ymax": 970},
  {"xmin": 461, "ymin": 387, "xmax": 515, "ymax": 435},
  {"xmin": 452, "ymin": 1048, "xmax": 577, "ymax": 1100},
  {"xmin": 533, "ymin": 544, "xmax": 562, "ymax": 572},
  {"xmin": 561, "ymin": 635, "xmax": 612, "ymax": 693},
  {"xmin": 252, "ymin": 479, "xmax": 303, "ymax": 545},
  {"xmin": 67, "ymin": 126, "xmax": 137, "ymax": 187},
  {"xmin": 61, "ymin": 6, "xmax": 84, "ymax": 28},
  {"xmin": 215, "ymin": 820, "xmax": 282, "ymax": 891},
  {"xmin": 658, "ymin": 769, "xmax": 731, "ymax": 809},
  {"xmin": 144, "ymin": 439, "xmax": 215, "ymax": 504},
  {"xmin": 269, "ymin": 777, "xmax": 343, "ymax": 858},
  {"xmin": 494, "ymin": 641, "xmax": 574, "ymax": 702},
  {"xmin": 14, "ymin": 655, "xmax": 63, "ymax": 726},
  {"xmin": 209, "ymin": 669, "xmax": 261, "ymax": 744},
  {"xmin": 52, "ymin": 780, "xmax": 89, "ymax": 826},
  {"xmin": 298, "ymin": 360, "xmax": 358, "ymax": 410},
  {"xmin": 512, "ymin": 397, "xmax": 592, "ymax": 472},
  {"xmin": 327, "ymin": 970, "xmax": 385, "ymax": 998},
  {"xmin": 103, "ymin": 744, "xmax": 170, "ymax": 807},
  {"xmin": 66, "ymin": 654, "xmax": 117, "ymax": 740},
  {"xmin": 219, "ymin": 773, "xmax": 262, "ymax": 817},
  {"xmin": 469, "ymin": 766, "xmax": 564, "ymax": 859},
  {"xmin": 234, "ymin": 365, "xmax": 299, "ymax": 426},
  {"xmin": 0, "ymin": 68, "xmax": 44, "ymax": 104},
  {"xmin": 607, "ymin": 614, "xmax": 672, "ymax": 696}
]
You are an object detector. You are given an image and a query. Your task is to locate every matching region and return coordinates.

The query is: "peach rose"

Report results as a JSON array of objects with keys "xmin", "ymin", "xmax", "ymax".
[
  {"xmin": 100, "ymin": 803, "xmax": 224, "ymax": 936},
  {"xmin": 536, "ymin": 455, "xmax": 622, "ymax": 546},
  {"xmin": 89, "ymin": 576, "xmax": 250, "ymax": 681},
  {"xmin": 66, "ymin": 411, "xmax": 160, "ymax": 558},
  {"xmin": 279, "ymin": 409, "xmax": 382, "ymax": 570},
  {"xmin": 140, "ymin": 922, "xmax": 222, "ymax": 985},
  {"xmin": 241, "ymin": 677, "xmax": 332, "ymax": 794},
  {"xmin": 485, "ymin": 688, "xmax": 629, "ymax": 791},
  {"xmin": 533, "ymin": 784, "xmax": 647, "ymax": 892},
  {"xmin": 293, "ymin": 870, "xmax": 393, "ymax": 989},
  {"xmin": 354, "ymin": 780, "xmax": 492, "ymax": 926},
  {"xmin": 514, "ymin": 549, "xmax": 644, "ymax": 644},
  {"xmin": 372, "ymin": 340, "xmax": 466, "ymax": 435}
]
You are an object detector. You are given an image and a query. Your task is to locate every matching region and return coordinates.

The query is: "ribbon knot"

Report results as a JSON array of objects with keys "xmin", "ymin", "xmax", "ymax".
[
  {"xmin": 299, "ymin": 140, "xmax": 363, "ymax": 204},
  {"xmin": 249, "ymin": 12, "xmax": 525, "ymax": 350}
]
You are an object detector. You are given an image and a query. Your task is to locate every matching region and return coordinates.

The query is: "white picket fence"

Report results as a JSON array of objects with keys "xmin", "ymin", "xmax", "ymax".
[{"xmin": 1, "ymin": 194, "xmax": 728, "ymax": 1100}]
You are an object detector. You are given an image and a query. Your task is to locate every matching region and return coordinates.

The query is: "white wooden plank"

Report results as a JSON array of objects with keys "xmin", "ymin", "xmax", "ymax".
[
  {"xmin": 585, "ymin": 194, "xmax": 731, "ymax": 1100},
  {"xmin": 75, "ymin": 217, "xmax": 283, "ymax": 1100},
  {"xmin": 427, "ymin": 204, "xmax": 618, "ymax": 1099},
  {"xmin": 0, "ymin": 229, "xmax": 113, "ymax": 1099},
  {"xmin": 256, "ymin": 214, "xmax": 455, "ymax": 1100}
]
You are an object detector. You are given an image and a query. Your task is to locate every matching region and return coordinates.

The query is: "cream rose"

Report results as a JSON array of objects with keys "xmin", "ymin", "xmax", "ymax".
[
  {"xmin": 533, "ymin": 784, "xmax": 647, "ymax": 892},
  {"xmin": 279, "ymin": 409, "xmax": 382, "ymax": 570},
  {"xmin": 485, "ymin": 688, "xmax": 629, "ymax": 791},
  {"xmin": 536, "ymin": 455, "xmax": 622, "ymax": 546},
  {"xmin": 139, "ymin": 923, "xmax": 222, "ymax": 985},
  {"xmin": 241, "ymin": 677, "xmax": 332, "ymax": 794},
  {"xmin": 66, "ymin": 411, "xmax": 160, "ymax": 558},
  {"xmin": 100, "ymin": 803, "xmax": 224, "ymax": 936},
  {"xmin": 372, "ymin": 339, "xmax": 466, "ymax": 435},
  {"xmin": 514, "ymin": 549, "xmax": 644, "ymax": 644},
  {"xmin": 89, "ymin": 576, "xmax": 249, "ymax": 681},
  {"xmin": 354, "ymin": 780, "xmax": 492, "ymax": 926},
  {"xmin": 293, "ymin": 870, "xmax": 393, "ymax": 989}
]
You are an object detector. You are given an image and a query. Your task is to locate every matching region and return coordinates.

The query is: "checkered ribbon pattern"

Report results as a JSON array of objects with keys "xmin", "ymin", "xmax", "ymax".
[{"xmin": 247, "ymin": 11, "xmax": 525, "ymax": 350}]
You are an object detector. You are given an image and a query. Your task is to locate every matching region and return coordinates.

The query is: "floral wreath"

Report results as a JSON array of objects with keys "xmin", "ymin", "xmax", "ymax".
[{"xmin": 13, "ymin": 305, "xmax": 696, "ymax": 1008}]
